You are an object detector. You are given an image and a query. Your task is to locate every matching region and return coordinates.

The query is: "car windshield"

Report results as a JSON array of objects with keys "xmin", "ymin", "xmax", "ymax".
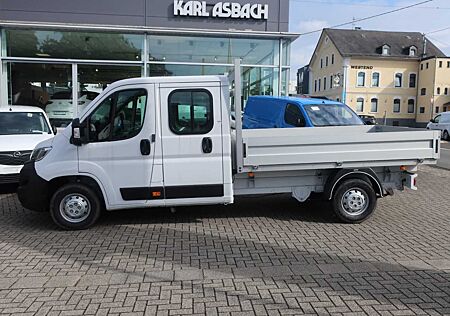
[
  {"xmin": 0, "ymin": 112, "xmax": 51, "ymax": 135},
  {"xmin": 303, "ymin": 103, "xmax": 364, "ymax": 127}
]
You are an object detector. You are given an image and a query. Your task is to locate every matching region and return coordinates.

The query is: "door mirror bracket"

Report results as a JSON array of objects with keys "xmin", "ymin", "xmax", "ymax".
[{"xmin": 70, "ymin": 118, "xmax": 86, "ymax": 146}]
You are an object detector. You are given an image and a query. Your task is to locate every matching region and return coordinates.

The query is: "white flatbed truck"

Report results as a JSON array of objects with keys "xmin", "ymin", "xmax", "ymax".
[{"xmin": 18, "ymin": 61, "xmax": 440, "ymax": 230}]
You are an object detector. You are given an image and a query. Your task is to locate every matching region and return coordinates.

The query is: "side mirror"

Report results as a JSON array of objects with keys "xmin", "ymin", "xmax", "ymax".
[
  {"xmin": 52, "ymin": 125, "xmax": 58, "ymax": 135},
  {"xmin": 70, "ymin": 118, "xmax": 84, "ymax": 146},
  {"xmin": 430, "ymin": 119, "xmax": 435, "ymax": 123}
]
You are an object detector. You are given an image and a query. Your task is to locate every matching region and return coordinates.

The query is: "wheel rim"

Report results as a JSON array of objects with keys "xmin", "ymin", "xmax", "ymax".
[
  {"xmin": 341, "ymin": 188, "xmax": 369, "ymax": 216},
  {"xmin": 59, "ymin": 193, "xmax": 91, "ymax": 223}
]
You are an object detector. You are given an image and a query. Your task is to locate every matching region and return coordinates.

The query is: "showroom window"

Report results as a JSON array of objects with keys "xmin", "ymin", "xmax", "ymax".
[
  {"xmin": 5, "ymin": 29, "xmax": 144, "ymax": 61},
  {"xmin": 148, "ymin": 35, "xmax": 279, "ymax": 66},
  {"xmin": 168, "ymin": 89, "xmax": 213, "ymax": 135}
]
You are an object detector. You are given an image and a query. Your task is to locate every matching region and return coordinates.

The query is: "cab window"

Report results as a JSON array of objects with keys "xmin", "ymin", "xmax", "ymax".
[
  {"xmin": 87, "ymin": 89, "xmax": 147, "ymax": 142},
  {"xmin": 168, "ymin": 89, "xmax": 213, "ymax": 135},
  {"xmin": 284, "ymin": 103, "xmax": 306, "ymax": 127}
]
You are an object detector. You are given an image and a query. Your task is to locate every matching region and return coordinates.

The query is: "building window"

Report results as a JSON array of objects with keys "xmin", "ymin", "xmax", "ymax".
[
  {"xmin": 448, "ymin": 61, "xmax": 450, "ymax": 68},
  {"xmin": 439, "ymin": 61, "xmax": 443, "ymax": 68},
  {"xmin": 356, "ymin": 98, "xmax": 364, "ymax": 112},
  {"xmin": 323, "ymin": 77, "xmax": 327, "ymax": 91},
  {"xmin": 409, "ymin": 73, "xmax": 417, "ymax": 88},
  {"xmin": 370, "ymin": 98, "xmax": 378, "ymax": 112},
  {"xmin": 332, "ymin": 54, "xmax": 335, "ymax": 64},
  {"xmin": 437, "ymin": 87, "xmax": 441, "ymax": 95},
  {"xmin": 314, "ymin": 80, "xmax": 317, "ymax": 92},
  {"xmin": 318, "ymin": 79, "xmax": 321, "ymax": 91},
  {"xmin": 426, "ymin": 62, "xmax": 429, "ymax": 69},
  {"xmin": 320, "ymin": 58, "xmax": 323, "ymax": 68},
  {"xmin": 168, "ymin": 89, "xmax": 213, "ymax": 135},
  {"xmin": 393, "ymin": 98, "xmax": 401, "ymax": 113},
  {"xmin": 408, "ymin": 99, "xmax": 415, "ymax": 114},
  {"xmin": 326, "ymin": 56, "xmax": 329, "ymax": 67},
  {"xmin": 421, "ymin": 64, "xmax": 424, "ymax": 71},
  {"xmin": 409, "ymin": 46, "xmax": 417, "ymax": 56},
  {"xmin": 395, "ymin": 73, "xmax": 402, "ymax": 88},
  {"xmin": 436, "ymin": 107, "xmax": 440, "ymax": 114},
  {"xmin": 421, "ymin": 88, "xmax": 426, "ymax": 95},
  {"xmin": 382, "ymin": 45, "xmax": 390, "ymax": 56},
  {"xmin": 357, "ymin": 72, "xmax": 365, "ymax": 87},
  {"xmin": 445, "ymin": 88, "xmax": 449, "ymax": 95},
  {"xmin": 419, "ymin": 107, "xmax": 425, "ymax": 114},
  {"xmin": 330, "ymin": 75, "xmax": 333, "ymax": 89},
  {"xmin": 372, "ymin": 72, "xmax": 380, "ymax": 87}
]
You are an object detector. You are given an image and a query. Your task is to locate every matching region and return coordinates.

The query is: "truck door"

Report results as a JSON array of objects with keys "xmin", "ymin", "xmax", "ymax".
[
  {"xmin": 78, "ymin": 84, "xmax": 156, "ymax": 207},
  {"xmin": 159, "ymin": 83, "xmax": 225, "ymax": 204}
]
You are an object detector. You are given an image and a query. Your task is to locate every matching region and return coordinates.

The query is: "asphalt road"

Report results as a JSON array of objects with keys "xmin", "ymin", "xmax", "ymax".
[{"xmin": 438, "ymin": 142, "xmax": 450, "ymax": 169}]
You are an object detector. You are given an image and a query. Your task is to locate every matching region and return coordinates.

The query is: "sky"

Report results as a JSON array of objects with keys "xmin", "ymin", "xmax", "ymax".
[{"xmin": 289, "ymin": 0, "xmax": 450, "ymax": 79}]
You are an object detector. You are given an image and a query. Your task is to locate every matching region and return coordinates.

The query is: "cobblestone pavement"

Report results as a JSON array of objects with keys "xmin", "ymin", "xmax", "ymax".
[{"xmin": 0, "ymin": 166, "xmax": 449, "ymax": 316}]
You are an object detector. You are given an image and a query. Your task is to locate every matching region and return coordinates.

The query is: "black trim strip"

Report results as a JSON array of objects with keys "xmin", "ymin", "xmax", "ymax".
[
  {"xmin": 120, "ymin": 184, "xmax": 224, "ymax": 201},
  {"xmin": 165, "ymin": 184, "xmax": 224, "ymax": 199}
]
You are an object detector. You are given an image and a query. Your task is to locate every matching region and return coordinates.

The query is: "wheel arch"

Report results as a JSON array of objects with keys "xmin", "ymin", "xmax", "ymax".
[
  {"xmin": 48, "ymin": 175, "xmax": 107, "ymax": 209},
  {"xmin": 324, "ymin": 169, "xmax": 384, "ymax": 200}
]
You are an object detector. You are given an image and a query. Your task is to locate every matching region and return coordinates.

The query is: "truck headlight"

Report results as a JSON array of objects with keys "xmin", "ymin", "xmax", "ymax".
[{"xmin": 30, "ymin": 147, "xmax": 52, "ymax": 162}]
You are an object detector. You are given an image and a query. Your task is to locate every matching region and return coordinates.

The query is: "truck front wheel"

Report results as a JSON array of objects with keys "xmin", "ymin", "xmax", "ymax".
[
  {"xmin": 332, "ymin": 179, "xmax": 377, "ymax": 223},
  {"xmin": 50, "ymin": 183, "xmax": 102, "ymax": 230}
]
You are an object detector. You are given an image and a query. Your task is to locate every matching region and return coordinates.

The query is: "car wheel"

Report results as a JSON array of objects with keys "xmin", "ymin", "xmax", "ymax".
[
  {"xmin": 331, "ymin": 179, "xmax": 377, "ymax": 224},
  {"xmin": 443, "ymin": 130, "xmax": 449, "ymax": 141},
  {"xmin": 50, "ymin": 183, "xmax": 102, "ymax": 230}
]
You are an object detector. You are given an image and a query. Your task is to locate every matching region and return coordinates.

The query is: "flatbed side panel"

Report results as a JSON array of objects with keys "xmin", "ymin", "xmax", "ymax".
[{"xmin": 241, "ymin": 126, "xmax": 440, "ymax": 171}]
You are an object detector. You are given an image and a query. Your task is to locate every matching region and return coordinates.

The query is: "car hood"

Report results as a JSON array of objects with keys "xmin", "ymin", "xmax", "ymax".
[{"xmin": 0, "ymin": 134, "xmax": 54, "ymax": 152}]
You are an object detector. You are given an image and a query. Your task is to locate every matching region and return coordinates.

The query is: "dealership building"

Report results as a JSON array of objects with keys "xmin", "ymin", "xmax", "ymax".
[{"xmin": 0, "ymin": 0, "xmax": 295, "ymax": 126}]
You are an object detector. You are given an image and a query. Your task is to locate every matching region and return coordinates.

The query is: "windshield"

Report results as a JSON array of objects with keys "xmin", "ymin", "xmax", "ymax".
[
  {"xmin": 303, "ymin": 103, "xmax": 364, "ymax": 127},
  {"xmin": 0, "ymin": 112, "xmax": 51, "ymax": 135}
]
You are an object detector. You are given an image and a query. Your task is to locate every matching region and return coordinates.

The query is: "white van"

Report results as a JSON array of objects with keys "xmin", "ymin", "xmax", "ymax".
[
  {"xmin": 17, "ymin": 68, "xmax": 440, "ymax": 230},
  {"xmin": 427, "ymin": 112, "xmax": 450, "ymax": 140},
  {"xmin": 0, "ymin": 106, "xmax": 55, "ymax": 184}
]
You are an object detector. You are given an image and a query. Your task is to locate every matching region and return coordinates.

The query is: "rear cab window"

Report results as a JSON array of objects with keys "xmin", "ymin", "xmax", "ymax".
[{"xmin": 168, "ymin": 89, "xmax": 213, "ymax": 135}]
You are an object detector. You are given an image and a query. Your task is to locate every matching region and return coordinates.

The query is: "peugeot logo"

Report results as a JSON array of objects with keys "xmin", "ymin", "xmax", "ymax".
[{"xmin": 13, "ymin": 151, "xmax": 22, "ymax": 158}]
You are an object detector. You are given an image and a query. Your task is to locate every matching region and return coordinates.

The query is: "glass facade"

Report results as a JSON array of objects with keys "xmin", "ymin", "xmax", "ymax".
[{"xmin": 0, "ymin": 28, "xmax": 291, "ymax": 127}]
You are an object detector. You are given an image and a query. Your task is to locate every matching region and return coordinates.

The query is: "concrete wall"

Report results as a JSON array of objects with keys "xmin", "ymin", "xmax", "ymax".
[{"xmin": 0, "ymin": 0, "xmax": 289, "ymax": 32}]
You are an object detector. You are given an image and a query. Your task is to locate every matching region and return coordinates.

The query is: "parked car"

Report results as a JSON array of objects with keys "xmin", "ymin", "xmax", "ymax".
[
  {"xmin": 45, "ymin": 90, "xmax": 99, "ymax": 127},
  {"xmin": 359, "ymin": 114, "xmax": 377, "ymax": 125},
  {"xmin": 17, "ymin": 74, "xmax": 439, "ymax": 230},
  {"xmin": 243, "ymin": 96, "xmax": 364, "ymax": 129},
  {"xmin": 427, "ymin": 112, "xmax": 450, "ymax": 140},
  {"xmin": 0, "ymin": 106, "xmax": 55, "ymax": 184}
]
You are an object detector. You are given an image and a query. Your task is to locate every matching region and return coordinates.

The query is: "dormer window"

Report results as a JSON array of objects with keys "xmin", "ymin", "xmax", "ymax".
[
  {"xmin": 409, "ymin": 46, "xmax": 417, "ymax": 57},
  {"xmin": 382, "ymin": 44, "xmax": 390, "ymax": 56}
]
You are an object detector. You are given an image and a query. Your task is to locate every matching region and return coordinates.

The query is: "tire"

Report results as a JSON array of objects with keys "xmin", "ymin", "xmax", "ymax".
[
  {"xmin": 443, "ymin": 130, "xmax": 449, "ymax": 141},
  {"xmin": 331, "ymin": 179, "xmax": 377, "ymax": 224},
  {"xmin": 49, "ymin": 183, "xmax": 102, "ymax": 230}
]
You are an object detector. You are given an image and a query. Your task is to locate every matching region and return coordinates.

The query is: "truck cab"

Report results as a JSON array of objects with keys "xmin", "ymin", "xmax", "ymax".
[{"xmin": 19, "ymin": 76, "xmax": 234, "ymax": 229}]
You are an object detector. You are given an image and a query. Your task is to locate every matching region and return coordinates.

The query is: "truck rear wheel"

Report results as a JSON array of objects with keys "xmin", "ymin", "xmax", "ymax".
[
  {"xmin": 50, "ymin": 183, "xmax": 102, "ymax": 230},
  {"xmin": 332, "ymin": 179, "xmax": 377, "ymax": 223}
]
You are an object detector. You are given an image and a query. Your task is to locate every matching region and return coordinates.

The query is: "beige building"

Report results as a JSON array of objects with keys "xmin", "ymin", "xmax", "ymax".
[{"xmin": 303, "ymin": 28, "xmax": 448, "ymax": 127}]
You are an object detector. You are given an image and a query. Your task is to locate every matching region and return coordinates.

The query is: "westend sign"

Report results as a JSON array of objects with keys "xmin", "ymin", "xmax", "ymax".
[{"xmin": 173, "ymin": 1, "xmax": 269, "ymax": 20}]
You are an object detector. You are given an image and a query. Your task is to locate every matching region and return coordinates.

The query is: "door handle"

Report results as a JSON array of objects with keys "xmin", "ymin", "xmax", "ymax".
[
  {"xmin": 140, "ymin": 139, "xmax": 151, "ymax": 156},
  {"xmin": 202, "ymin": 137, "xmax": 213, "ymax": 154}
]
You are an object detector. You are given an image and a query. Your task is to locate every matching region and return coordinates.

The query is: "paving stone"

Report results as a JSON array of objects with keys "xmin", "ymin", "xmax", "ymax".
[
  {"xmin": 44, "ymin": 276, "xmax": 81, "ymax": 288},
  {"xmin": 12, "ymin": 277, "xmax": 49, "ymax": 289},
  {"xmin": 0, "ymin": 166, "xmax": 449, "ymax": 315}
]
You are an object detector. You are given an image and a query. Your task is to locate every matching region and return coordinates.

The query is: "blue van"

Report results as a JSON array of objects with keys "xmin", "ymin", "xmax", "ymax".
[{"xmin": 243, "ymin": 96, "xmax": 364, "ymax": 129}]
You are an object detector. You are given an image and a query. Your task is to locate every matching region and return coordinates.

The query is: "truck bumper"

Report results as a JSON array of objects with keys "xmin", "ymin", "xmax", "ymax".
[
  {"xmin": 0, "ymin": 164, "xmax": 23, "ymax": 184},
  {"xmin": 17, "ymin": 161, "xmax": 49, "ymax": 212}
]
